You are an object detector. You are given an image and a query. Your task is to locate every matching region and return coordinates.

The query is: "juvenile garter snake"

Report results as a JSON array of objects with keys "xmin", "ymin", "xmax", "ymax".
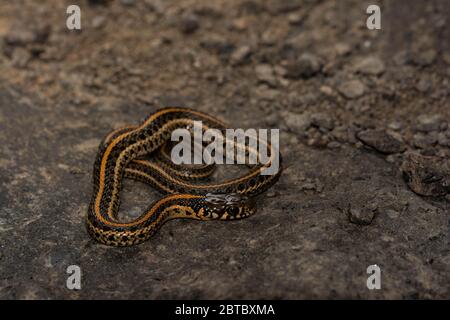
[{"xmin": 87, "ymin": 107, "xmax": 282, "ymax": 246}]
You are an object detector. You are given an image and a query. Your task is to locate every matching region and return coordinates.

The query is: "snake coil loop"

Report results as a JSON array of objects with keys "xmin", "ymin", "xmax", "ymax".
[{"xmin": 87, "ymin": 107, "xmax": 282, "ymax": 246}]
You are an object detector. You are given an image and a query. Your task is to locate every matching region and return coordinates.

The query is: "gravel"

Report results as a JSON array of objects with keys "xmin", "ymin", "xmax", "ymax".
[
  {"xmin": 310, "ymin": 112, "xmax": 334, "ymax": 131},
  {"xmin": 357, "ymin": 130, "xmax": 406, "ymax": 154},
  {"xmin": 337, "ymin": 80, "xmax": 366, "ymax": 99},
  {"xmin": 230, "ymin": 45, "xmax": 252, "ymax": 65},
  {"xmin": 255, "ymin": 64, "xmax": 277, "ymax": 87},
  {"xmin": 401, "ymin": 153, "xmax": 450, "ymax": 199},
  {"xmin": 347, "ymin": 206, "xmax": 377, "ymax": 225},
  {"xmin": 282, "ymin": 111, "xmax": 311, "ymax": 133},
  {"xmin": 179, "ymin": 14, "xmax": 200, "ymax": 34},
  {"xmin": 414, "ymin": 115, "xmax": 446, "ymax": 133},
  {"xmin": 353, "ymin": 56, "xmax": 385, "ymax": 75},
  {"xmin": 0, "ymin": 0, "xmax": 448, "ymax": 300},
  {"xmin": 284, "ymin": 53, "xmax": 322, "ymax": 79}
]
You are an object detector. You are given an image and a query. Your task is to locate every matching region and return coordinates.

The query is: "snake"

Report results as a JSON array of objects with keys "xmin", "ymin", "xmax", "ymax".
[{"xmin": 87, "ymin": 107, "xmax": 282, "ymax": 246}]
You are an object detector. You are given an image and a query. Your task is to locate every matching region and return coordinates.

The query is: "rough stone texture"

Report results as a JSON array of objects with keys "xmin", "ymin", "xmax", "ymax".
[
  {"xmin": 337, "ymin": 80, "xmax": 366, "ymax": 99},
  {"xmin": 284, "ymin": 53, "xmax": 322, "ymax": 79},
  {"xmin": 353, "ymin": 56, "xmax": 385, "ymax": 76},
  {"xmin": 401, "ymin": 153, "xmax": 450, "ymax": 199},
  {"xmin": 0, "ymin": 0, "xmax": 449, "ymax": 299},
  {"xmin": 357, "ymin": 130, "xmax": 406, "ymax": 154},
  {"xmin": 415, "ymin": 115, "xmax": 447, "ymax": 133}
]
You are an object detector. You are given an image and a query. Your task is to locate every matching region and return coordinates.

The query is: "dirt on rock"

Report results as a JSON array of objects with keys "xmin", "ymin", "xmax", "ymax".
[{"xmin": 0, "ymin": 0, "xmax": 448, "ymax": 299}]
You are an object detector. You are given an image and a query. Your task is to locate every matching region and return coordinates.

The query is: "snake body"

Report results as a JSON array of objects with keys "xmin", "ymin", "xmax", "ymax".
[{"xmin": 87, "ymin": 107, "xmax": 282, "ymax": 246}]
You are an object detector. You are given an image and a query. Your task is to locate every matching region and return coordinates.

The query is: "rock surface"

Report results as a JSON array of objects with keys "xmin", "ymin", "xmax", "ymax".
[
  {"xmin": 357, "ymin": 130, "xmax": 406, "ymax": 154},
  {"xmin": 401, "ymin": 153, "xmax": 450, "ymax": 199},
  {"xmin": 0, "ymin": 0, "xmax": 448, "ymax": 300},
  {"xmin": 337, "ymin": 80, "xmax": 366, "ymax": 99}
]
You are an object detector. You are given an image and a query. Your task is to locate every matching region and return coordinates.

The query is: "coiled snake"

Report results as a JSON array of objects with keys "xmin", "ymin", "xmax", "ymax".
[{"xmin": 87, "ymin": 107, "xmax": 282, "ymax": 246}]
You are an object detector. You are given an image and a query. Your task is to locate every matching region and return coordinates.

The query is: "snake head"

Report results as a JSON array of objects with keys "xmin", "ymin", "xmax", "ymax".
[{"xmin": 201, "ymin": 193, "xmax": 256, "ymax": 220}]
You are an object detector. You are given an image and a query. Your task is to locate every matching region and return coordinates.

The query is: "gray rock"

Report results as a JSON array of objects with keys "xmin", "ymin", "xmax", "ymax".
[
  {"xmin": 282, "ymin": 111, "xmax": 311, "ymax": 133},
  {"xmin": 338, "ymin": 182, "xmax": 407, "ymax": 227},
  {"xmin": 4, "ymin": 28, "xmax": 35, "ymax": 46},
  {"xmin": 3, "ymin": 24, "xmax": 50, "ymax": 50},
  {"xmin": 357, "ymin": 129, "xmax": 406, "ymax": 154},
  {"xmin": 260, "ymin": 29, "xmax": 279, "ymax": 46},
  {"xmin": 255, "ymin": 86, "xmax": 280, "ymax": 101},
  {"xmin": 1, "ymin": 0, "xmax": 449, "ymax": 301},
  {"xmin": 443, "ymin": 52, "xmax": 450, "ymax": 65},
  {"xmin": 415, "ymin": 76, "xmax": 432, "ymax": 93},
  {"xmin": 327, "ymin": 141, "xmax": 341, "ymax": 148},
  {"xmin": 415, "ymin": 114, "xmax": 445, "ymax": 132},
  {"xmin": 331, "ymin": 126, "xmax": 350, "ymax": 142},
  {"xmin": 268, "ymin": 2, "xmax": 301, "ymax": 14},
  {"xmin": 200, "ymin": 34, "xmax": 234, "ymax": 56},
  {"xmin": 438, "ymin": 132, "xmax": 450, "ymax": 147},
  {"xmin": 353, "ymin": 56, "xmax": 385, "ymax": 75},
  {"xmin": 285, "ymin": 53, "xmax": 322, "ymax": 79},
  {"xmin": 388, "ymin": 121, "xmax": 404, "ymax": 131},
  {"xmin": 335, "ymin": 43, "xmax": 352, "ymax": 56},
  {"xmin": 11, "ymin": 48, "xmax": 31, "ymax": 68},
  {"xmin": 92, "ymin": 15, "xmax": 106, "ymax": 29},
  {"xmin": 180, "ymin": 14, "xmax": 200, "ymax": 34},
  {"xmin": 337, "ymin": 80, "xmax": 365, "ymax": 99},
  {"xmin": 120, "ymin": 0, "xmax": 135, "ymax": 5},
  {"xmin": 386, "ymin": 209, "xmax": 400, "ymax": 219},
  {"xmin": 87, "ymin": 0, "xmax": 109, "ymax": 4},
  {"xmin": 298, "ymin": 178, "xmax": 324, "ymax": 193},
  {"xmin": 255, "ymin": 64, "xmax": 277, "ymax": 86},
  {"xmin": 310, "ymin": 112, "xmax": 334, "ymax": 131},
  {"xmin": 231, "ymin": 45, "xmax": 252, "ymax": 65},
  {"xmin": 413, "ymin": 132, "xmax": 438, "ymax": 149},
  {"xmin": 347, "ymin": 206, "xmax": 376, "ymax": 225},
  {"xmin": 288, "ymin": 13, "xmax": 303, "ymax": 25},
  {"xmin": 401, "ymin": 153, "xmax": 450, "ymax": 198},
  {"xmin": 413, "ymin": 49, "xmax": 437, "ymax": 67}
]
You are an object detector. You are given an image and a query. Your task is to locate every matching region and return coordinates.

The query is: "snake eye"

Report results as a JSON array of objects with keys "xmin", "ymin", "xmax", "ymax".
[{"xmin": 228, "ymin": 206, "xmax": 240, "ymax": 217}]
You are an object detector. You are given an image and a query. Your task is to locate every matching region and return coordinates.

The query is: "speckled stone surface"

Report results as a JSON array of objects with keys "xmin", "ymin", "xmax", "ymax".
[{"xmin": 0, "ymin": 0, "xmax": 448, "ymax": 299}]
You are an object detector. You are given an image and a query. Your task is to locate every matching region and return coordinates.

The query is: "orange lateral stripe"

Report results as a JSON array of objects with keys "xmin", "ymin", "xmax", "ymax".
[{"xmin": 94, "ymin": 108, "xmax": 220, "ymax": 227}]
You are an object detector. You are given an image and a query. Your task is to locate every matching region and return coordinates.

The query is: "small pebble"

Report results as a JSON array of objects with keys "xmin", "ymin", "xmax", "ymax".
[
  {"xmin": 388, "ymin": 121, "xmax": 403, "ymax": 131},
  {"xmin": 282, "ymin": 111, "xmax": 311, "ymax": 133},
  {"xmin": 386, "ymin": 209, "xmax": 400, "ymax": 219},
  {"xmin": 415, "ymin": 76, "xmax": 432, "ymax": 93},
  {"xmin": 310, "ymin": 112, "xmax": 334, "ymax": 131},
  {"xmin": 120, "ymin": 0, "xmax": 135, "ymax": 5},
  {"xmin": 415, "ymin": 114, "xmax": 445, "ymax": 133},
  {"xmin": 413, "ymin": 132, "xmax": 438, "ymax": 149},
  {"xmin": 284, "ymin": 53, "xmax": 322, "ymax": 79},
  {"xmin": 413, "ymin": 49, "xmax": 437, "ymax": 67},
  {"xmin": 337, "ymin": 80, "xmax": 365, "ymax": 99},
  {"xmin": 320, "ymin": 85, "xmax": 335, "ymax": 97},
  {"xmin": 347, "ymin": 206, "xmax": 376, "ymax": 225},
  {"xmin": 327, "ymin": 141, "xmax": 341, "ymax": 149},
  {"xmin": 288, "ymin": 13, "xmax": 303, "ymax": 25},
  {"xmin": 4, "ymin": 28, "xmax": 35, "ymax": 46},
  {"xmin": 92, "ymin": 15, "xmax": 106, "ymax": 29},
  {"xmin": 180, "ymin": 14, "xmax": 200, "ymax": 34},
  {"xmin": 353, "ymin": 56, "xmax": 385, "ymax": 75},
  {"xmin": 401, "ymin": 153, "xmax": 450, "ymax": 198},
  {"xmin": 335, "ymin": 43, "xmax": 352, "ymax": 56},
  {"xmin": 255, "ymin": 64, "xmax": 277, "ymax": 87},
  {"xmin": 357, "ymin": 129, "xmax": 406, "ymax": 154},
  {"xmin": 438, "ymin": 132, "xmax": 450, "ymax": 147}
]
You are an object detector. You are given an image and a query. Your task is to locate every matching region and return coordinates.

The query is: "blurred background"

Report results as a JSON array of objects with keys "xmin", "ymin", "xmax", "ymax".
[{"xmin": 0, "ymin": 0, "xmax": 448, "ymax": 299}]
